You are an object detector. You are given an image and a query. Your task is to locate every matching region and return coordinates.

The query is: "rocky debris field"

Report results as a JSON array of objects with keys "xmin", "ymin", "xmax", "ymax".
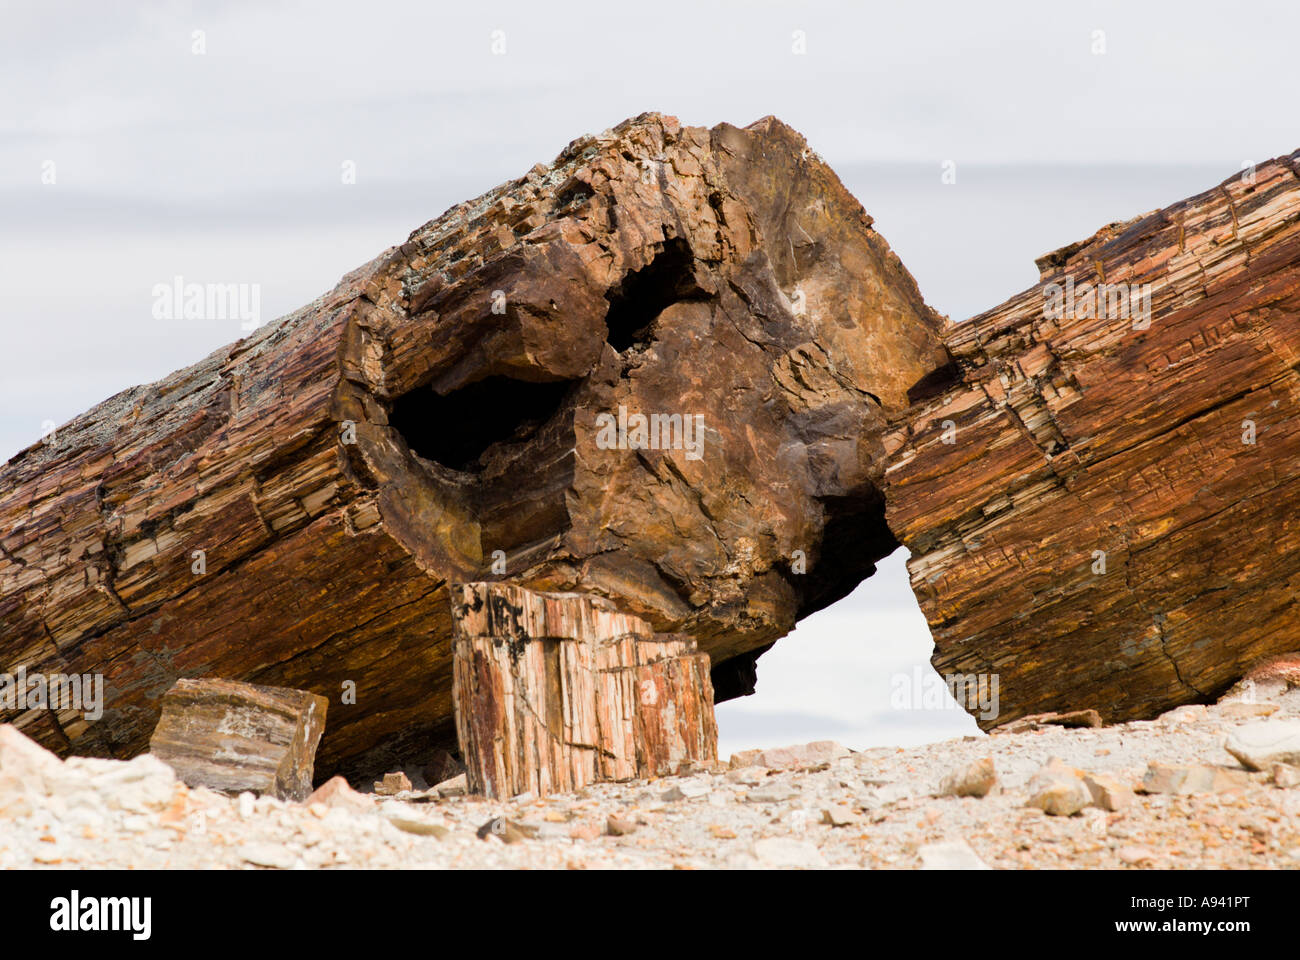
[{"xmin": 3, "ymin": 692, "xmax": 1300, "ymax": 870}]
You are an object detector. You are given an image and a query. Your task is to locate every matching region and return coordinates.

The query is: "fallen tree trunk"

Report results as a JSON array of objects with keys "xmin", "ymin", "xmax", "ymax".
[
  {"xmin": 149, "ymin": 678, "xmax": 327, "ymax": 801},
  {"xmin": 884, "ymin": 150, "xmax": 1300, "ymax": 727},
  {"xmin": 0, "ymin": 113, "xmax": 947, "ymax": 779}
]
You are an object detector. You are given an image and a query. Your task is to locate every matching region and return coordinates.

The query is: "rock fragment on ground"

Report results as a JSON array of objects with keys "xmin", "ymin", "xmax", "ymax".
[
  {"xmin": 1224, "ymin": 720, "xmax": 1300, "ymax": 771},
  {"xmin": 918, "ymin": 840, "xmax": 991, "ymax": 870},
  {"xmin": 1140, "ymin": 763, "xmax": 1251, "ymax": 795},
  {"xmin": 374, "ymin": 772, "xmax": 412, "ymax": 796},
  {"xmin": 939, "ymin": 757, "xmax": 997, "ymax": 798},
  {"xmin": 6, "ymin": 718, "xmax": 1300, "ymax": 870}
]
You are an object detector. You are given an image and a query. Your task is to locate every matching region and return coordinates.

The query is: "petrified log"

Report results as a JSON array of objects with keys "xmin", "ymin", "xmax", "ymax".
[
  {"xmin": 148, "ymin": 678, "xmax": 327, "ymax": 801},
  {"xmin": 0, "ymin": 113, "xmax": 946, "ymax": 777},
  {"xmin": 451, "ymin": 582, "xmax": 716, "ymax": 798},
  {"xmin": 884, "ymin": 150, "xmax": 1300, "ymax": 728}
]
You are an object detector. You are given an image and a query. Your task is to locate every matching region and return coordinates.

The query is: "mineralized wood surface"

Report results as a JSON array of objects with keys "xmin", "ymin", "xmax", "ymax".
[
  {"xmin": 148, "ymin": 678, "xmax": 327, "ymax": 801},
  {"xmin": 884, "ymin": 151, "xmax": 1300, "ymax": 728},
  {"xmin": 451, "ymin": 582, "xmax": 716, "ymax": 798},
  {"xmin": 0, "ymin": 113, "xmax": 945, "ymax": 777}
]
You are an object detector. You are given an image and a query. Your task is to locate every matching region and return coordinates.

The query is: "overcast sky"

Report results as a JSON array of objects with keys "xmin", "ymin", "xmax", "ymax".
[{"xmin": 3, "ymin": 0, "xmax": 1296, "ymax": 755}]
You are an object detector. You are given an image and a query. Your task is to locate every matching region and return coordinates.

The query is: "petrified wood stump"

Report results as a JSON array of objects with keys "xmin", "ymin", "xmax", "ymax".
[
  {"xmin": 0, "ymin": 112, "xmax": 946, "ymax": 776},
  {"xmin": 451, "ymin": 583, "xmax": 717, "ymax": 798},
  {"xmin": 148, "ymin": 678, "xmax": 327, "ymax": 801},
  {"xmin": 885, "ymin": 150, "xmax": 1300, "ymax": 727}
]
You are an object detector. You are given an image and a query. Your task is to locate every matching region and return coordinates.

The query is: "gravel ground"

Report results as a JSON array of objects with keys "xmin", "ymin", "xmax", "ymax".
[{"xmin": 2, "ymin": 700, "xmax": 1299, "ymax": 870}]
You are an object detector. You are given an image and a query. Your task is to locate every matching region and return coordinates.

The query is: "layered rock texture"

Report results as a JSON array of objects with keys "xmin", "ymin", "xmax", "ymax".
[
  {"xmin": 0, "ymin": 113, "xmax": 946, "ymax": 777},
  {"xmin": 148, "ymin": 678, "xmax": 328, "ymax": 801},
  {"xmin": 885, "ymin": 151, "xmax": 1300, "ymax": 727},
  {"xmin": 451, "ymin": 582, "xmax": 717, "ymax": 798}
]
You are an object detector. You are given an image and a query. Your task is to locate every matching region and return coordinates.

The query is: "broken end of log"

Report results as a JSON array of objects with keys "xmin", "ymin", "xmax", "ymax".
[{"xmin": 148, "ymin": 678, "xmax": 328, "ymax": 802}]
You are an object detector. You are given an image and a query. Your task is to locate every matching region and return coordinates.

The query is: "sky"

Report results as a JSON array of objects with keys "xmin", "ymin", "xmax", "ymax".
[{"xmin": 3, "ymin": 0, "xmax": 1297, "ymax": 755}]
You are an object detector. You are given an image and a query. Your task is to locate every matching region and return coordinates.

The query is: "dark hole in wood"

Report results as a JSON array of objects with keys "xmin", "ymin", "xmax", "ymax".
[
  {"xmin": 604, "ymin": 238, "xmax": 705, "ymax": 352},
  {"xmin": 390, "ymin": 375, "xmax": 575, "ymax": 473}
]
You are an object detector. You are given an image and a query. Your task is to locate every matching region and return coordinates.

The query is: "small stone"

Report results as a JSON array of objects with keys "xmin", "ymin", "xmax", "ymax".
[
  {"xmin": 861, "ymin": 782, "xmax": 911, "ymax": 808},
  {"xmin": 821, "ymin": 804, "xmax": 863, "ymax": 827},
  {"xmin": 725, "ymin": 766, "xmax": 766, "ymax": 785},
  {"xmin": 149, "ymin": 679, "xmax": 327, "ymax": 802},
  {"xmin": 938, "ymin": 757, "xmax": 997, "ymax": 798},
  {"xmin": 674, "ymin": 759, "xmax": 717, "ymax": 776},
  {"xmin": 1082, "ymin": 772, "xmax": 1133, "ymax": 812},
  {"xmin": 237, "ymin": 791, "xmax": 256, "ymax": 819},
  {"xmin": 434, "ymin": 774, "xmax": 467, "ymax": 798},
  {"xmin": 1118, "ymin": 845, "xmax": 1157, "ymax": 865},
  {"xmin": 568, "ymin": 821, "xmax": 601, "ymax": 841},
  {"xmin": 752, "ymin": 837, "xmax": 826, "ymax": 868},
  {"xmin": 756, "ymin": 741, "xmax": 849, "ymax": 771},
  {"xmin": 237, "ymin": 843, "xmax": 296, "ymax": 869},
  {"xmin": 374, "ymin": 771, "xmax": 412, "ymax": 796},
  {"xmin": 1140, "ymin": 762, "xmax": 1251, "ymax": 794},
  {"xmin": 662, "ymin": 779, "xmax": 711, "ymax": 801},
  {"xmin": 746, "ymin": 783, "xmax": 798, "ymax": 803},
  {"xmin": 918, "ymin": 840, "xmax": 990, "ymax": 870},
  {"xmin": 710, "ymin": 825, "xmax": 737, "ymax": 839},
  {"xmin": 1272, "ymin": 763, "xmax": 1300, "ymax": 788},
  {"xmin": 1026, "ymin": 762, "xmax": 1091, "ymax": 816},
  {"xmin": 1224, "ymin": 719, "xmax": 1300, "ymax": 771},
  {"xmin": 606, "ymin": 816, "xmax": 637, "ymax": 836},
  {"xmin": 729, "ymin": 749, "xmax": 764, "ymax": 769},
  {"xmin": 306, "ymin": 775, "xmax": 374, "ymax": 811},
  {"xmin": 383, "ymin": 811, "xmax": 449, "ymax": 838}
]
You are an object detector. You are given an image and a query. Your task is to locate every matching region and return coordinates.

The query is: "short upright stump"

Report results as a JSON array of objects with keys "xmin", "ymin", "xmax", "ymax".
[{"xmin": 451, "ymin": 582, "xmax": 718, "ymax": 799}]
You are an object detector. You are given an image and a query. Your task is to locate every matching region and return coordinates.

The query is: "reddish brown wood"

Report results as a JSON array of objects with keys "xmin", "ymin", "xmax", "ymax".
[
  {"xmin": 148, "ymin": 678, "xmax": 327, "ymax": 801},
  {"xmin": 451, "ymin": 582, "xmax": 717, "ymax": 798},
  {"xmin": 0, "ymin": 113, "xmax": 944, "ymax": 778},
  {"xmin": 884, "ymin": 151, "xmax": 1300, "ymax": 727}
]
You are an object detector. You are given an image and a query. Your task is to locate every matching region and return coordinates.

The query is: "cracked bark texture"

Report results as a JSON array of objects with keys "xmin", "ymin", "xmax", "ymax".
[
  {"xmin": 883, "ymin": 150, "xmax": 1300, "ymax": 728},
  {"xmin": 451, "ymin": 582, "xmax": 716, "ymax": 799},
  {"xmin": 0, "ymin": 113, "xmax": 947, "ymax": 779}
]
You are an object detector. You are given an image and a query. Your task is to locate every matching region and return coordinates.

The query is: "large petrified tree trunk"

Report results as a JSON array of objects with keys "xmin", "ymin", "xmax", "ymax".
[
  {"xmin": 0, "ymin": 113, "xmax": 947, "ymax": 778},
  {"xmin": 884, "ymin": 151, "xmax": 1300, "ymax": 727}
]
